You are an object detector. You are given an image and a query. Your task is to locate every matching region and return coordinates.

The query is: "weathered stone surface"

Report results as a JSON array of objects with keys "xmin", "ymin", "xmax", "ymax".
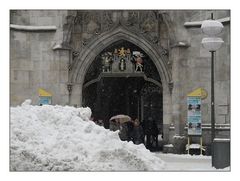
[
  {"xmin": 217, "ymin": 105, "xmax": 229, "ymax": 115},
  {"xmin": 172, "ymin": 135, "xmax": 187, "ymax": 154},
  {"xmin": 216, "ymin": 115, "xmax": 227, "ymax": 124},
  {"xmin": 10, "ymin": 10, "xmax": 230, "ymax": 145}
]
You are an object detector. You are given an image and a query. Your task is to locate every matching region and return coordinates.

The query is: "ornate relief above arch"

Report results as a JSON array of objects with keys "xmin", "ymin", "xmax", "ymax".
[
  {"xmin": 63, "ymin": 10, "xmax": 176, "ymax": 50},
  {"xmin": 70, "ymin": 27, "xmax": 172, "ymax": 92},
  {"xmin": 62, "ymin": 10, "xmax": 175, "ymax": 95}
]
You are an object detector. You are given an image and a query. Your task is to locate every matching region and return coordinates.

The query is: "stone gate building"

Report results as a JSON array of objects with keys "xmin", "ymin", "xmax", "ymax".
[{"xmin": 10, "ymin": 10, "xmax": 230, "ymax": 151}]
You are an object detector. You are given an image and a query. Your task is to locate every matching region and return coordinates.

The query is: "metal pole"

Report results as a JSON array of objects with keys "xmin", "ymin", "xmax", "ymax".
[
  {"xmin": 211, "ymin": 51, "xmax": 215, "ymax": 143},
  {"xmin": 211, "ymin": 50, "xmax": 215, "ymax": 165},
  {"xmin": 210, "ymin": 12, "xmax": 215, "ymax": 166}
]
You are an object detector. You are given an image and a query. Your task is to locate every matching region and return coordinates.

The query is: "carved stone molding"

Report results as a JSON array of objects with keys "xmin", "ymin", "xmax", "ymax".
[
  {"xmin": 168, "ymin": 81, "xmax": 174, "ymax": 94},
  {"xmin": 67, "ymin": 83, "xmax": 73, "ymax": 95},
  {"xmin": 68, "ymin": 50, "xmax": 80, "ymax": 71},
  {"xmin": 63, "ymin": 10, "xmax": 173, "ymax": 86},
  {"xmin": 63, "ymin": 10, "xmax": 173, "ymax": 52}
]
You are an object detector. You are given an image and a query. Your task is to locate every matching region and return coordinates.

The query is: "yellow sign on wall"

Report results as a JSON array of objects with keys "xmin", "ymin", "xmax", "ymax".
[
  {"xmin": 187, "ymin": 88, "xmax": 208, "ymax": 100},
  {"xmin": 38, "ymin": 88, "xmax": 52, "ymax": 97}
]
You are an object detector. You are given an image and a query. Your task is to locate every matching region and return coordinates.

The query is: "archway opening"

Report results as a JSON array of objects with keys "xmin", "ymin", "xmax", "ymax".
[{"xmin": 82, "ymin": 40, "xmax": 163, "ymax": 144}]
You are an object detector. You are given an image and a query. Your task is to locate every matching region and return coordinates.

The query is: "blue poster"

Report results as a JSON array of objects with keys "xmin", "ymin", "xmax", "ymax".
[
  {"xmin": 39, "ymin": 96, "xmax": 52, "ymax": 105},
  {"xmin": 187, "ymin": 97, "xmax": 202, "ymax": 135}
]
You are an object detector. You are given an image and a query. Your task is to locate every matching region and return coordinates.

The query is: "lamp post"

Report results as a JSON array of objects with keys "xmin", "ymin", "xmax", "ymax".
[{"xmin": 201, "ymin": 13, "xmax": 224, "ymax": 165}]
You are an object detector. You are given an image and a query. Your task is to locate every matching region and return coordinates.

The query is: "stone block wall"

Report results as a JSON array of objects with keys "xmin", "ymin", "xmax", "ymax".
[
  {"xmin": 10, "ymin": 10, "xmax": 230, "ymax": 145},
  {"xmin": 169, "ymin": 10, "xmax": 230, "ymax": 128},
  {"xmin": 10, "ymin": 10, "xmax": 70, "ymax": 106}
]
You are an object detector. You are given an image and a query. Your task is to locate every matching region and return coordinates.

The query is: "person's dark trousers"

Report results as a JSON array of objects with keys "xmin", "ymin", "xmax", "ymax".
[
  {"xmin": 155, "ymin": 135, "xmax": 158, "ymax": 148},
  {"xmin": 146, "ymin": 134, "xmax": 151, "ymax": 148}
]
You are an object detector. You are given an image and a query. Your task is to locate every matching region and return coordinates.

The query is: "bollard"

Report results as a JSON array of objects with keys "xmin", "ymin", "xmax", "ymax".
[{"xmin": 212, "ymin": 138, "xmax": 230, "ymax": 169}]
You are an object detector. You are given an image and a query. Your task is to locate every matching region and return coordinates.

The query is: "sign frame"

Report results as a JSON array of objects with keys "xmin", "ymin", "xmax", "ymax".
[{"xmin": 187, "ymin": 96, "xmax": 202, "ymax": 136}]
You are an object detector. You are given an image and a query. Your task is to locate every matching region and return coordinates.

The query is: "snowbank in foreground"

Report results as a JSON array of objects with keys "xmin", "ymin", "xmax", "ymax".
[{"xmin": 10, "ymin": 100, "xmax": 165, "ymax": 171}]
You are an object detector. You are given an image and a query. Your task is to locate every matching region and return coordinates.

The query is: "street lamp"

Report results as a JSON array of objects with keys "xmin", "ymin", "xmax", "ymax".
[{"xmin": 201, "ymin": 13, "xmax": 224, "ymax": 165}]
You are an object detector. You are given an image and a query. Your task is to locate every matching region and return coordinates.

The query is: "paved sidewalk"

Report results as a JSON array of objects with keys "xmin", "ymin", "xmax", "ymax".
[{"xmin": 154, "ymin": 153, "xmax": 230, "ymax": 171}]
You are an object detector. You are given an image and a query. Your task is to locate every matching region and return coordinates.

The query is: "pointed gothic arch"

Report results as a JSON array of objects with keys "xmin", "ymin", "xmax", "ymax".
[
  {"xmin": 70, "ymin": 26, "xmax": 172, "ymax": 91},
  {"xmin": 68, "ymin": 26, "xmax": 173, "ymax": 143}
]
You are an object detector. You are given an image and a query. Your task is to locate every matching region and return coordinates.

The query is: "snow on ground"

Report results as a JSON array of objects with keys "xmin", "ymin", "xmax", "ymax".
[
  {"xmin": 155, "ymin": 153, "xmax": 212, "ymax": 171},
  {"xmin": 10, "ymin": 100, "xmax": 165, "ymax": 171},
  {"xmin": 155, "ymin": 153, "xmax": 230, "ymax": 171}
]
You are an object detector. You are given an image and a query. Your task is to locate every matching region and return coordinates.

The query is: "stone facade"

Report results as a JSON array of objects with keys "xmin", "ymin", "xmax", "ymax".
[
  {"xmin": 10, "ymin": 10, "xmax": 69, "ymax": 105},
  {"xmin": 10, "ymin": 10, "xmax": 230, "ymax": 147}
]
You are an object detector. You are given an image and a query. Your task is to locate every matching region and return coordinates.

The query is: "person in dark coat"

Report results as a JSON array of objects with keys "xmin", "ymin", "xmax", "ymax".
[
  {"xmin": 145, "ymin": 117, "xmax": 153, "ymax": 149},
  {"xmin": 151, "ymin": 120, "xmax": 159, "ymax": 148},
  {"xmin": 139, "ymin": 121, "xmax": 145, "ymax": 144},
  {"xmin": 109, "ymin": 119, "xmax": 120, "ymax": 131},
  {"xmin": 119, "ymin": 120, "xmax": 134, "ymax": 142},
  {"xmin": 118, "ymin": 122, "xmax": 129, "ymax": 141},
  {"xmin": 126, "ymin": 121, "xmax": 134, "ymax": 141},
  {"xmin": 132, "ymin": 119, "xmax": 144, "ymax": 145}
]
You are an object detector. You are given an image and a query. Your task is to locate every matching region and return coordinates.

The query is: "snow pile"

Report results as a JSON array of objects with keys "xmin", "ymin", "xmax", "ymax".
[{"xmin": 10, "ymin": 100, "xmax": 165, "ymax": 171}]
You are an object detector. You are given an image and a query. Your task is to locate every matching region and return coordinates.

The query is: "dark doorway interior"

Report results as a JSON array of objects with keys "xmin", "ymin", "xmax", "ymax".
[{"xmin": 83, "ymin": 77, "xmax": 162, "ymax": 130}]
